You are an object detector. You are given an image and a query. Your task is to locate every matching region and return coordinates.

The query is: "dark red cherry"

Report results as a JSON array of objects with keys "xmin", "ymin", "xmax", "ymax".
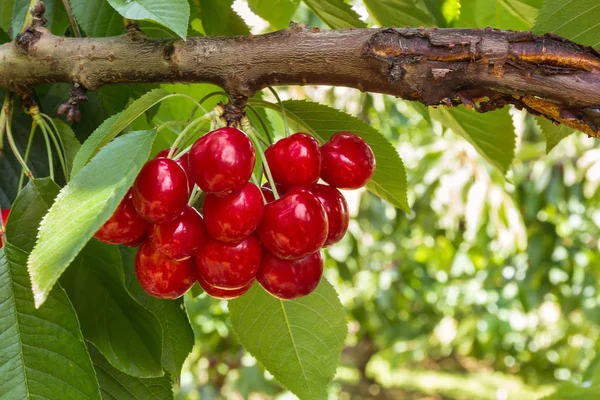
[
  {"xmin": 195, "ymin": 234, "xmax": 262, "ymax": 289},
  {"xmin": 155, "ymin": 148, "xmax": 194, "ymax": 192},
  {"xmin": 260, "ymin": 186, "xmax": 275, "ymax": 204},
  {"xmin": 257, "ymin": 187, "xmax": 328, "ymax": 260},
  {"xmin": 257, "ymin": 250, "xmax": 323, "ymax": 300},
  {"xmin": 132, "ymin": 158, "xmax": 190, "ymax": 224},
  {"xmin": 150, "ymin": 206, "xmax": 208, "ymax": 260},
  {"xmin": 265, "ymin": 133, "xmax": 321, "ymax": 189},
  {"xmin": 135, "ymin": 241, "xmax": 196, "ymax": 299},
  {"xmin": 188, "ymin": 127, "xmax": 256, "ymax": 196},
  {"xmin": 310, "ymin": 184, "xmax": 349, "ymax": 247},
  {"xmin": 95, "ymin": 189, "xmax": 148, "ymax": 245},
  {"xmin": 0, "ymin": 208, "xmax": 10, "ymax": 249},
  {"xmin": 203, "ymin": 182, "xmax": 264, "ymax": 243},
  {"xmin": 320, "ymin": 132, "xmax": 376, "ymax": 189},
  {"xmin": 198, "ymin": 276, "xmax": 254, "ymax": 300}
]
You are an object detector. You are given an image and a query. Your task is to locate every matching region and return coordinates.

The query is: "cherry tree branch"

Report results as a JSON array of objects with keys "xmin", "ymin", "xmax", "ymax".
[{"xmin": 1, "ymin": 24, "xmax": 600, "ymax": 137}]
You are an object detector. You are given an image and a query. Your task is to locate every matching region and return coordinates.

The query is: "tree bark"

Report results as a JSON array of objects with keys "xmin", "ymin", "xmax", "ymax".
[{"xmin": 2, "ymin": 24, "xmax": 600, "ymax": 137}]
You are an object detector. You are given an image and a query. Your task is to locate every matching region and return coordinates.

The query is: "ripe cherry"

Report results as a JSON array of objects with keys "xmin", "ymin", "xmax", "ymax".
[
  {"xmin": 257, "ymin": 250, "xmax": 323, "ymax": 300},
  {"xmin": 265, "ymin": 133, "xmax": 321, "ymax": 189},
  {"xmin": 203, "ymin": 182, "xmax": 264, "ymax": 243},
  {"xmin": 195, "ymin": 234, "xmax": 262, "ymax": 289},
  {"xmin": 135, "ymin": 241, "xmax": 196, "ymax": 299},
  {"xmin": 188, "ymin": 127, "xmax": 256, "ymax": 196},
  {"xmin": 95, "ymin": 189, "xmax": 148, "ymax": 245},
  {"xmin": 150, "ymin": 206, "xmax": 208, "ymax": 260},
  {"xmin": 198, "ymin": 276, "xmax": 254, "ymax": 300},
  {"xmin": 320, "ymin": 132, "xmax": 376, "ymax": 189},
  {"xmin": 257, "ymin": 187, "xmax": 328, "ymax": 260},
  {"xmin": 310, "ymin": 184, "xmax": 349, "ymax": 247},
  {"xmin": 155, "ymin": 148, "xmax": 194, "ymax": 191},
  {"xmin": 0, "ymin": 208, "xmax": 10, "ymax": 249},
  {"xmin": 132, "ymin": 158, "xmax": 190, "ymax": 224}
]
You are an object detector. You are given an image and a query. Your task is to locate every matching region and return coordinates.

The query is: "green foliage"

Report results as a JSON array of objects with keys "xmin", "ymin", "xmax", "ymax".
[
  {"xmin": 229, "ymin": 281, "xmax": 347, "ymax": 400},
  {"xmin": 364, "ymin": 0, "xmax": 435, "ymax": 27},
  {"xmin": 248, "ymin": 0, "xmax": 299, "ymax": 30},
  {"xmin": 69, "ymin": 0, "xmax": 124, "ymax": 37},
  {"xmin": 28, "ymin": 129, "xmax": 156, "ymax": 307},
  {"xmin": 194, "ymin": 0, "xmax": 249, "ymax": 36},
  {"xmin": 536, "ymin": 117, "xmax": 574, "ymax": 154},
  {"xmin": 10, "ymin": 0, "xmax": 69, "ymax": 37},
  {"xmin": 457, "ymin": 0, "xmax": 541, "ymax": 29},
  {"xmin": 534, "ymin": 0, "xmax": 600, "ymax": 49},
  {"xmin": 302, "ymin": 0, "xmax": 367, "ymax": 29},
  {"xmin": 52, "ymin": 118, "xmax": 81, "ymax": 181},
  {"xmin": 106, "ymin": 0, "xmax": 190, "ymax": 39}
]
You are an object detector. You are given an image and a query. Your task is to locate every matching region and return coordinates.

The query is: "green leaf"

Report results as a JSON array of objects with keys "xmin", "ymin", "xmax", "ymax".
[
  {"xmin": 302, "ymin": 0, "xmax": 367, "ymax": 29},
  {"xmin": 534, "ymin": 0, "xmax": 600, "ymax": 48},
  {"xmin": 196, "ymin": 0, "xmax": 249, "ymax": 36},
  {"xmin": 98, "ymin": 84, "xmax": 160, "ymax": 116},
  {"xmin": 458, "ymin": 0, "xmax": 541, "ymax": 30},
  {"xmin": 70, "ymin": 0, "xmax": 124, "ymax": 37},
  {"xmin": 363, "ymin": 0, "xmax": 434, "ymax": 27},
  {"xmin": 229, "ymin": 281, "xmax": 346, "ymax": 400},
  {"xmin": 280, "ymin": 100, "xmax": 410, "ymax": 212},
  {"xmin": 61, "ymin": 241, "xmax": 164, "ymax": 378},
  {"xmin": 10, "ymin": 0, "xmax": 70, "ymax": 37},
  {"xmin": 121, "ymin": 246, "xmax": 195, "ymax": 381},
  {"xmin": 0, "ymin": 1, "xmax": 13, "ymax": 33},
  {"xmin": 248, "ymin": 0, "xmax": 299, "ymax": 30},
  {"xmin": 53, "ymin": 119, "xmax": 81, "ymax": 181},
  {"xmin": 536, "ymin": 116, "xmax": 574, "ymax": 154},
  {"xmin": 89, "ymin": 345, "xmax": 173, "ymax": 400},
  {"xmin": 106, "ymin": 0, "xmax": 190, "ymax": 39},
  {"xmin": 27, "ymin": 129, "xmax": 156, "ymax": 308},
  {"xmin": 1, "ymin": 178, "xmax": 101, "ymax": 400},
  {"xmin": 71, "ymin": 88, "xmax": 170, "ymax": 176},
  {"xmin": 429, "ymin": 106, "xmax": 516, "ymax": 173}
]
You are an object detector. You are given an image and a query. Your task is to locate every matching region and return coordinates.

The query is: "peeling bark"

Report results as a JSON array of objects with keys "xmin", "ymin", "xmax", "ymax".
[{"xmin": 1, "ymin": 24, "xmax": 600, "ymax": 137}]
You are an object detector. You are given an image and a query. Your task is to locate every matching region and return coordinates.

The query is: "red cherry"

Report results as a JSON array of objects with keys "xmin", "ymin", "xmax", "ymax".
[
  {"xmin": 150, "ymin": 206, "xmax": 208, "ymax": 260},
  {"xmin": 135, "ymin": 241, "xmax": 196, "ymax": 299},
  {"xmin": 132, "ymin": 158, "xmax": 190, "ymax": 224},
  {"xmin": 260, "ymin": 186, "xmax": 275, "ymax": 204},
  {"xmin": 155, "ymin": 148, "xmax": 194, "ymax": 192},
  {"xmin": 257, "ymin": 250, "xmax": 323, "ymax": 300},
  {"xmin": 188, "ymin": 127, "xmax": 256, "ymax": 196},
  {"xmin": 310, "ymin": 184, "xmax": 349, "ymax": 247},
  {"xmin": 195, "ymin": 234, "xmax": 262, "ymax": 289},
  {"xmin": 0, "ymin": 208, "xmax": 10, "ymax": 249},
  {"xmin": 257, "ymin": 187, "xmax": 328, "ymax": 260},
  {"xmin": 203, "ymin": 182, "xmax": 264, "ymax": 243},
  {"xmin": 95, "ymin": 189, "xmax": 148, "ymax": 245},
  {"xmin": 198, "ymin": 276, "xmax": 254, "ymax": 300},
  {"xmin": 265, "ymin": 133, "xmax": 321, "ymax": 189},
  {"xmin": 320, "ymin": 132, "xmax": 376, "ymax": 189}
]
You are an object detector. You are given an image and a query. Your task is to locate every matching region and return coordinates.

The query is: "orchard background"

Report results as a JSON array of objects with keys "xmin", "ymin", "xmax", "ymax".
[{"xmin": 1, "ymin": 0, "xmax": 600, "ymax": 399}]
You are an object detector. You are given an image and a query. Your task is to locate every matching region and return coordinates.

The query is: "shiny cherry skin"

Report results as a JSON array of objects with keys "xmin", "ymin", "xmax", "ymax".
[
  {"xmin": 203, "ymin": 182, "xmax": 264, "ymax": 243},
  {"xmin": 257, "ymin": 250, "xmax": 323, "ymax": 300},
  {"xmin": 0, "ymin": 208, "xmax": 10, "ymax": 249},
  {"xmin": 198, "ymin": 276, "xmax": 254, "ymax": 300},
  {"xmin": 265, "ymin": 133, "xmax": 321, "ymax": 189},
  {"xmin": 150, "ymin": 206, "xmax": 208, "ymax": 260},
  {"xmin": 132, "ymin": 158, "xmax": 190, "ymax": 224},
  {"xmin": 155, "ymin": 148, "xmax": 194, "ymax": 191},
  {"xmin": 95, "ymin": 189, "xmax": 148, "ymax": 245},
  {"xmin": 188, "ymin": 127, "xmax": 256, "ymax": 196},
  {"xmin": 257, "ymin": 187, "xmax": 328, "ymax": 260},
  {"xmin": 195, "ymin": 234, "xmax": 262, "ymax": 289},
  {"xmin": 320, "ymin": 132, "xmax": 376, "ymax": 189},
  {"xmin": 135, "ymin": 241, "xmax": 196, "ymax": 299},
  {"xmin": 310, "ymin": 184, "xmax": 349, "ymax": 247}
]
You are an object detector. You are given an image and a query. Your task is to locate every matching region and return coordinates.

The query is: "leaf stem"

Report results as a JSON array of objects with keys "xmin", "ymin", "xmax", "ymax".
[
  {"xmin": 267, "ymin": 86, "xmax": 290, "ymax": 137},
  {"xmin": 241, "ymin": 116, "xmax": 279, "ymax": 200}
]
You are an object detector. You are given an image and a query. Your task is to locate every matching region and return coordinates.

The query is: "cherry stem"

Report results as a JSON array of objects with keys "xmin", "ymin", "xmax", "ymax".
[
  {"xmin": 168, "ymin": 108, "xmax": 220, "ymax": 159},
  {"xmin": 18, "ymin": 121, "xmax": 37, "ymax": 192},
  {"xmin": 246, "ymin": 104, "xmax": 274, "ymax": 145},
  {"xmin": 251, "ymin": 174, "xmax": 267, "ymax": 204},
  {"xmin": 3, "ymin": 94, "xmax": 33, "ymax": 182},
  {"xmin": 267, "ymin": 86, "xmax": 289, "ymax": 137},
  {"xmin": 156, "ymin": 120, "xmax": 186, "ymax": 133},
  {"xmin": 37, "ymin": 115, "xmax": 68, "ymax": 182},
  {"xmin": 188, "ymin": 185, "xmax": 202, "ymax": 206},
  {"xmin": 241, "ymin": 116, "xmax": 280, "ymax": 200},
  {"xmin": 192, "ymin": 91, "xmax": 228, "ymax": 121}
]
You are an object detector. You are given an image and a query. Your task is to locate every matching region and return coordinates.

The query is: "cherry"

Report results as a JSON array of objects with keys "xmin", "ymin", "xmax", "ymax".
[
  {"xmin": 310, "ymin": 184, "xmax": 349, "ymax": 247},
  {"xmin": 0, "ymin": 208, "xmax": 10, "ymax": 249},
  {"xmin": 320, "ymin": 132, "xmax": 376, "ymax": 189},
  {"xmin": 135, "ymin": 241, "xmax": 195, "ymax": 299},
  {"xmin": 257, "ymin": 187, "xmax": 328, "ymax": 260},
  {"xmin": 195, "ymin": 234, "xmax": 262, "ymax": 289},
  {"xmin": 132, "ymin": 158, "xmax": 190, "ymax": 224},
  {"xmin": 95, "ymin": 189, "xmax": 148, "ymax": 245},
  {"xmin": 188, "ymin": 127, "xmax": 256, "ymax": 196},
  {"xmin": 265, "ymin": 133, "xmax": 321, "ymax": 189},
  {"xmin": 198, "ymin": 276, "xmax": 254, "ymax": 300},
  {"xmin": 149, "ymin": 206, "xmax": 208, "ymax": 260},
  {"xmin": 260, "ymin": 183, "xmax": 286, "ymax": 204},
  {"xmin": 203, "ymin": 182, "xmax": 264, "ymax": 243},
  {"xmin": 257, "ymin": 250, "xmax": 323, "ymax": 300},
  {"xmin": 155, "ymin": 148, "xmax": 194, "ymax": 192}
]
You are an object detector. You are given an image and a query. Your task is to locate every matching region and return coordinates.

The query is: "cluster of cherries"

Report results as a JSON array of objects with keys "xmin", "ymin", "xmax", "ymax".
[{"xmin": 94, "ymin": 126, "xmax": 375, "ymax": 300}]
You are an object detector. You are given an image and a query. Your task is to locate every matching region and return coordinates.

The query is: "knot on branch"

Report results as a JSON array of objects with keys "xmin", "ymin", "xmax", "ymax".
[
  {"xmin": 57, "ymin": 83, "xmax": 88, "ymax": 123},
  {"xmin": 220, "ymin": 95, "xmax": 248, "ymax": 127},
  {"xmin": 15, "ymin": 28, "xmax": 42, "ymax": 53}
]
